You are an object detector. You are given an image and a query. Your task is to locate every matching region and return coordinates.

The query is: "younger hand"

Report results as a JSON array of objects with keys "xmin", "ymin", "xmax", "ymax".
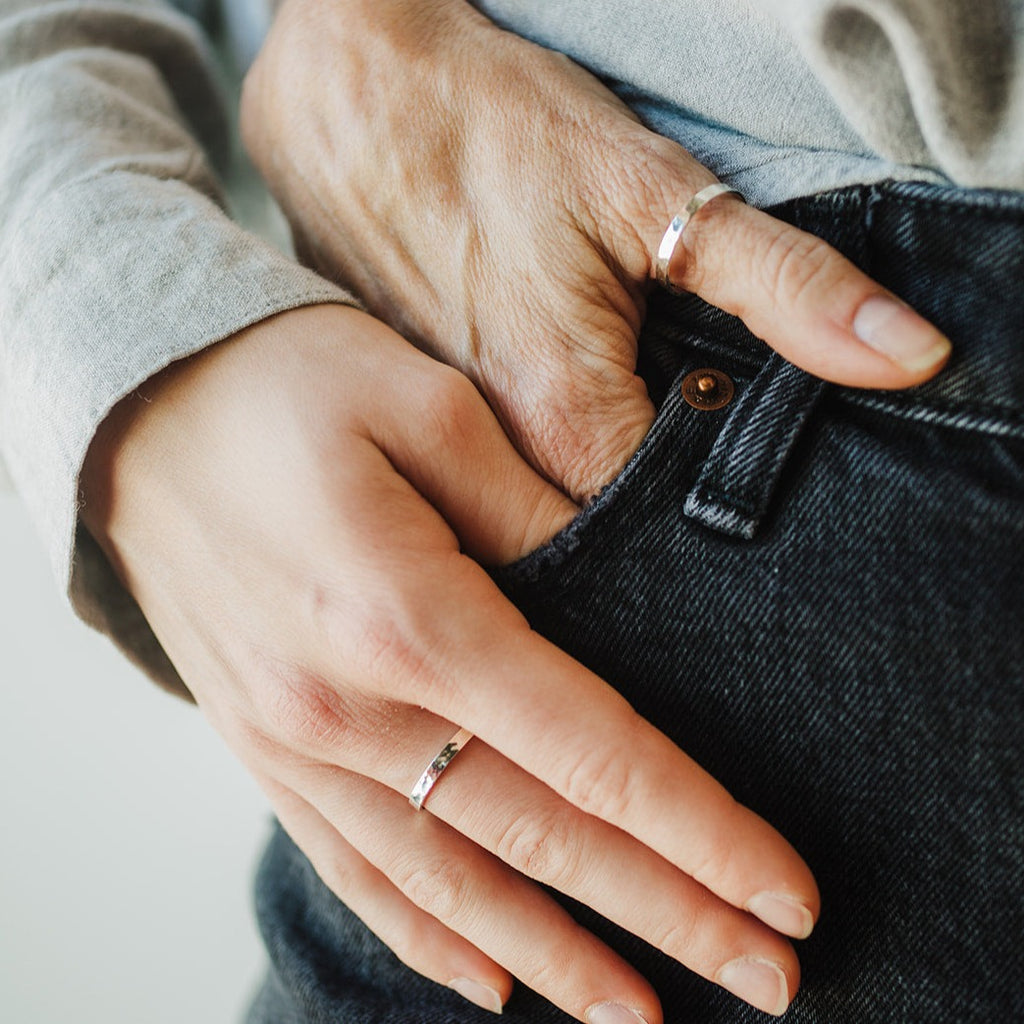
[{"xmin": 81, "ymin": 305, "xmax": 818, "ymax": 1020}]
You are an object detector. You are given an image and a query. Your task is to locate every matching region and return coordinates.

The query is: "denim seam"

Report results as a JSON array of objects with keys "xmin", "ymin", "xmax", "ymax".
[
  {"xmin": 498, "ymin": 379, "xmax": 704, "ymax": 583},
  {"xmin": 687, "ymin": 481, "xmax": 762, "ymax": 517},
  {"xmin": 838, "ymin": 393, "xmax": 1024, "ymax": 437},
  {"xmin": 845, "ymin": 394, "xmax": 1024, "ymax": 421},
  {"xmin": 875, "ymin": 181, "xmax": 1024, "ymax": 218},
  {"xmin": 683, "ymin": 356, "xmax": 826, "ymax": 540}
]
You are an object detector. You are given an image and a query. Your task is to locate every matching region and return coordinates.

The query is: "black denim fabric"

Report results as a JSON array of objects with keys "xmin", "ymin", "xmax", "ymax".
[{"xmin": 247, "ymin": 181, "xmax": 1024, "ymax": 1023}]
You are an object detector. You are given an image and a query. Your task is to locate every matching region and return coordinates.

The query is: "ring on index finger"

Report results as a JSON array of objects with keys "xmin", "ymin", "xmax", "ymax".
[
  {"xmin": 655, "ymin": 183, "xmax": 745, "ymax": 290},
  {"xmin": 409, "ymin": 727, "xmax": 474, "ymax": 811}
]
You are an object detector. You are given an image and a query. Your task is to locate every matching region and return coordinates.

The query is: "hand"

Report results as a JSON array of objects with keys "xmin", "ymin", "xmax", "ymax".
[
  {"xmin": 81, "ymin": 305, "xmax": 818, "ymax": 1020},
  {"xmin": 241, "ymin": 0, "xmax": 952, "ymax": 503}
]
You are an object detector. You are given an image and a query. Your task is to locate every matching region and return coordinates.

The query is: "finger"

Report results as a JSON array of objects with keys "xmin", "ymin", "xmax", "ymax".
[
  {"xmin": 468, "ymin": 266, "xmax": 658, "ymax": 502},
  {"xmin": 260, "ymin": 778, "xmax": 513, "ymax": 1016},
  {"xmin": 291, "ymin": 766, "xmax": 666, "ymax": 1024},
  {"xmin": 667, "ymin": 197, "xmax": 951, "ymax": 387},
  {"xmin": 273, "ymin": 537, "xmax": 819, "ymax": 944},
  {"xmin": 591, "ymin": 131, "xmax": 950, "ymax": 388},
  {"xmin": 349, "ymin": 332, "xmax": 580, "ymax": 561},
  {"xmin": 236, "ymin": 354, "xmax": 819, "ymax": 944},
  {"xmin": 480, "ymin": 340, "xmax": 657, "ymax": 503},
  {"xmin": 459, "ymin": 615, "xmax": 820, "ymax": 937},
  {"xmin": 343, "ymin": 257, "xmax": 655, "ymax": 507},
  {"xmin": 251, "ymin": 645, "xmax": 812, "ymax": 1010},
  {"xmin": 263, "ymin": 704, "xmax": 799, "ymax": 1014},
  {"xmin": 333, "ymin": 558, "xmax": 822, "ymax": 940},
  {"xmin": 368, "ymin": 721, "xmax": 800, "ymax": 1016}
]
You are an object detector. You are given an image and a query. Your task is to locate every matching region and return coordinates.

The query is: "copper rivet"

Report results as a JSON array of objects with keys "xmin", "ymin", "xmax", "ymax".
[{"xmin": 682, "ymin": 368, "xmax": 734, "ymax": 411}]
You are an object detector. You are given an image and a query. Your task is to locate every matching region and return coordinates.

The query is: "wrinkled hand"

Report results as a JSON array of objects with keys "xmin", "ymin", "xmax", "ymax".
[
  {"xmin": 241, "ymin": 0, "xmax": 951, "ymax": 502},
  {"xmin": 81, "ymin": 306, "xmax": 818, "ymax": 1020}
]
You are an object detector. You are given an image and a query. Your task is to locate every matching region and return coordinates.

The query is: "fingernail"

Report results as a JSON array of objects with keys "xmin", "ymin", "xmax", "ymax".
[
  {"xmin": 853, "ymin": 295, "xmax": 951, "ymax": 372},
  {"xmin": 448, "ymin": 977, "xmax": 504, "ymax": 1014},
  {"xmin": 715, "ymin": 958, "xmax": 790, "ymax": 1017},
  {"xmin": 746, "ymin": 891, "xmax": 815, "ymax": 939},
  {"xmin": 585, "ymin": 1001, "xmax": 650, "ymax": 1024}
]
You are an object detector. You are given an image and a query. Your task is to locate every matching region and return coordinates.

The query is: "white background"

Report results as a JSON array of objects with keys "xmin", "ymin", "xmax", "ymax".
[{"xmin": 0, "ymin": 493, "xmax": 269, "ymax": 1024}]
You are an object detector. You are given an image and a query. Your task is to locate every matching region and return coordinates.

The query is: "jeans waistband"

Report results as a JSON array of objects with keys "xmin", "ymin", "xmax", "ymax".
[{"xmin": 642, "ymin": 180, "xmax": 1024, "ymax": 440}]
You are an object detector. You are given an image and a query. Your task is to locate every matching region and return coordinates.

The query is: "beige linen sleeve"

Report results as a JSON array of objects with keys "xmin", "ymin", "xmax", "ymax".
[{"xmin": 0, "ymin": 0, "xmax": 354, "ymax": 696}]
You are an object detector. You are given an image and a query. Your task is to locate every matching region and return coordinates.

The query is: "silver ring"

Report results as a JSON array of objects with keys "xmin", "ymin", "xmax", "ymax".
[
  {"xmin": 409, "ymin": 727, "xmax": 474, "ymax": 811},
  {"xmin": 655, "ymin": 183, "xmax": 745, "ymax": 289}
]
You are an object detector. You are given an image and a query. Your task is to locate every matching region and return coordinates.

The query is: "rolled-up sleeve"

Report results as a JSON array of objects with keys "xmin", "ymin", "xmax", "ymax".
[{"xmin": 0, "ymin": 0, "xmax": 353, "ymax": 696}]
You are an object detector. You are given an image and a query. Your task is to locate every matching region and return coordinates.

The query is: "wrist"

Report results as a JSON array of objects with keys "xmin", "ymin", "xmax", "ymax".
[{"xmin": 79, "ymin": 349, "xmax": 202, "ymax": 553}]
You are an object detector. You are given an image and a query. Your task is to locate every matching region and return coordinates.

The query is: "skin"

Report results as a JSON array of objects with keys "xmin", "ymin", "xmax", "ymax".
[
  {"xmin": 82, "ymin": 0, "xmax": 952, "ymax": 1019},
  {"xmin": 81, "ymin": 307, "xmax": 814, "ymax": 1021},
  {"xmin": 240, "ymin": 0, "xmax": 951, "ymax": 501}
]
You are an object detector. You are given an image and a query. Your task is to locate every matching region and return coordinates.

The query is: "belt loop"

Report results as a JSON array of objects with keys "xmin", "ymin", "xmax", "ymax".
[{"xmin": 683, "ymin": 355, "xmax": 826, "ymax": 539}]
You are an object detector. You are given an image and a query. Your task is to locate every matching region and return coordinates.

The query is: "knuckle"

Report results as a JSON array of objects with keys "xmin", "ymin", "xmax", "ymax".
[
  {"xmin": 687, "ymin": 802, "xmax": 742, "ymax": 893},
  {"xmin": 522, "ymin": 943, "xmax": 578, "ymax": 994},
  {"xmin": 599, "ymin": 128, "xmax": 685, "ymax": 220},
  {"xmin": 651, "ymin": 913, "xmax": 703, "ymax": 965},
  {"xmin": 238, "ymin": 52, "xmax": 279, "ymax": 175},
  {"xmin": 510, "ymin": 381, "xmax": 576, "ymax": 472},
  {"xmin": 419, "ymin": 365, "xmax": 486, "ymax": 454},
  {"xmin": 395, "ymin": 855, "xmax": 473, "ymax": 924},
  {"xmin": 231, "ymin": 716, "xmax": 290, "ymax": 765},
  {"xmin": 319, "ymin": 849, "xmax": 359, "ymax": 900},
  {"xmin": 376, "ymin": 914, "xmax": 437, "ymax": 974},
  {"xmin": 260, "ymin": 666, "xmax": 350, "ymax": 751},
  {"xmin": 304, "ymin": 569, "xmax": 454, "ymax": 706},
  {"xmin": 238, "ymin": 65, "xmax": 261, "ymax": 158},
  {"xmin": 252, "ymin": 653, "xmax": 399, "ymax": 758},
  {"xmin": 569, "ymin": 393, "xmax": 652, "ymax": 500},
  {"xmin": 496, "ymin": 364, "xmax": 589, "ymax": 478},
  {"xmin": 348, "ymin": 593, "xmax": 454, "ymax": 706},
  {"xmin": 495, "ymin": 806, "xmax": 586, "ymax": 888},
  {"xmin": 563, "ymin": 740, "xmax": 643, "ymax": 823},
  {"xmin": 760, "ymin": 227, "xmax": 836, "ymax": 312},
  {"xmin": 594, "ymin": 131, "xmax": 699, "ymax": 269}
]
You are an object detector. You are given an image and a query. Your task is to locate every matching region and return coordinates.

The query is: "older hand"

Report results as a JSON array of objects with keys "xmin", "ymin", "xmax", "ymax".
[
  {"xmin": 81, "ymin": 305, "xmax": 818, "ymax": 1021},
  {"xmin": 241, "ymin": 0, "xmax": 951, "ymax": 502}
]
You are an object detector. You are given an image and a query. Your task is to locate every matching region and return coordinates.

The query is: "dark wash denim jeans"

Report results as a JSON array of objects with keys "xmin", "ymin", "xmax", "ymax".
[{"xmin": 247, "ymin": 181, "xmax": 1024, "ymax": 1023}]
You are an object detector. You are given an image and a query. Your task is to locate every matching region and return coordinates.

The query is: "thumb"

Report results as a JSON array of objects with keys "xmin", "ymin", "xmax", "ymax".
[
  {"xmin": 376, "ymin": 361, "xmax": 582, "ymax": 565},
  {"xmin": 591, "ymin": 130, "xmax": 950, "ymax": 388},
  {"xmin": 666, "ymin": 196, "xmax": 951, "ymax": 387}
]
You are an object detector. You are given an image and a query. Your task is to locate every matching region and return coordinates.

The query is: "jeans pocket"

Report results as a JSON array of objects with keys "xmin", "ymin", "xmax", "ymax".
[
  {"xmin": 494, "ymin": 362, "xmax": 734, "ymax": 588},
  {"xmin": 495, "ymin": 348, "xmax": 828, "ymax": 592}
]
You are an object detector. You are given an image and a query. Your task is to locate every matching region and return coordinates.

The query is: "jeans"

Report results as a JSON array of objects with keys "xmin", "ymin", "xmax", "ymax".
[{"xmin": 247, "ymin": 180, "xmax": 1024, "ymax": 1023}]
